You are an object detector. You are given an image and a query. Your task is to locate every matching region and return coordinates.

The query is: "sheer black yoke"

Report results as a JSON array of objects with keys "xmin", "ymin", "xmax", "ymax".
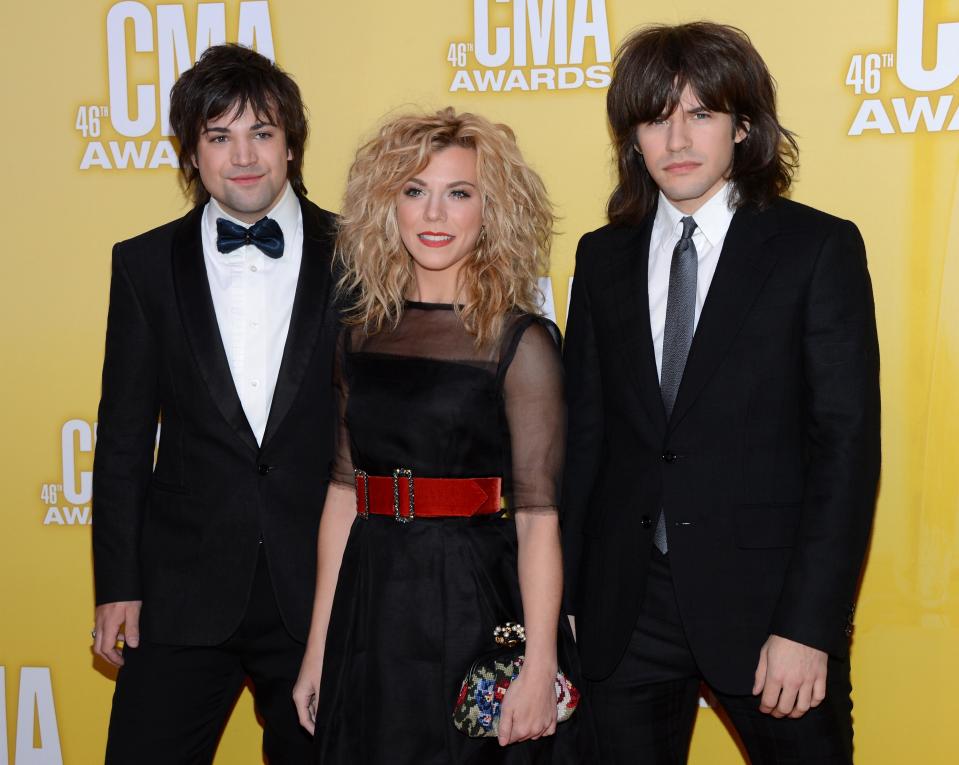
[{"xmin": 331, "ymin": 302, "xmax": 564, "ymax": 512}]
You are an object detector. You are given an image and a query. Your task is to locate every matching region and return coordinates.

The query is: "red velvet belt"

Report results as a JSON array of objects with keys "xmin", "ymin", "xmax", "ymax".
[{"xmin": 354, "ymin": 469, "xmax": 502, "ymax": 523}]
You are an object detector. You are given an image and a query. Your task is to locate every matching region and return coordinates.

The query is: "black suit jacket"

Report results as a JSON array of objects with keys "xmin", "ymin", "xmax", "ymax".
[
  {"xmin": 561, "ymin": 197, "xmax": 880, "ymax": 693},
  {"xmin": 92, "ymin": 197, "xmax": 339, "ymax": 645}
]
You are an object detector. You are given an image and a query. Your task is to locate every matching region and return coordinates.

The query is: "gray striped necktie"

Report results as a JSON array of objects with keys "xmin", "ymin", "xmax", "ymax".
[{"xmin": 654, "ymin": 215, "xmax": 697, "ymax": 554}]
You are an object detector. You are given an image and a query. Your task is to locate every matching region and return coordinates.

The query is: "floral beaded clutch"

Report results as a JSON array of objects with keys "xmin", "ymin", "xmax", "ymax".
[{"xmin": 452, "ymin": 622, "xmax": 580, "ymax": 738}]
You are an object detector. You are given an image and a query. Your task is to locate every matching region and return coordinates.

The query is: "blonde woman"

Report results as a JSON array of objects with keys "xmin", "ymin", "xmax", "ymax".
[{"xmin": 293, "ymin": 109, "xmax": 592, "ymax": 763}]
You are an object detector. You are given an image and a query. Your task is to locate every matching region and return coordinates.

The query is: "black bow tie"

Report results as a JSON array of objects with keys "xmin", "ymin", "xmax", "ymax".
[{"xmin": 216, "ymin": 216, "xmax": 284, "ymax": 258}]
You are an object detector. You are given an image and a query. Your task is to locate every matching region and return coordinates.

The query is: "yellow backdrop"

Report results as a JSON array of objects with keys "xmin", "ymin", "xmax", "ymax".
[{"xmin": 2, "ymin": 1, "xmax": 957, "ymax": 762}]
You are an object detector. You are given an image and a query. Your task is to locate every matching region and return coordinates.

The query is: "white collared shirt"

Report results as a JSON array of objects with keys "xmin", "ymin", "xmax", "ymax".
[
  {"xmin": 648, "ymin": 182, "xmax": 736, "ymax": 380},
  {"xmin": 201, "ymin": 182, "xmax": 303, "ymax": 444}
]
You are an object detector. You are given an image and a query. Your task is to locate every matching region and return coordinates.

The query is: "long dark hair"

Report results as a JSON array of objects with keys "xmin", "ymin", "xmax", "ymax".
[
  {"xmin": 169, "ymin": 44, "xmax": 309, "ymax": 205},
  {"xmin": 606, "ymin": 22, "xmax": 798, "ymax": 225}
]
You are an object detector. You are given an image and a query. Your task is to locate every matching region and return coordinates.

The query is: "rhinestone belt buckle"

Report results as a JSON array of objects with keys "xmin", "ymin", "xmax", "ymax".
[
  {"xmin": 354, "ymin": 469, "xmax": 369, "ymax": 519},
  {"xmin": 392, "ymin": 468, "xmax": 414, "ymax": 523}
]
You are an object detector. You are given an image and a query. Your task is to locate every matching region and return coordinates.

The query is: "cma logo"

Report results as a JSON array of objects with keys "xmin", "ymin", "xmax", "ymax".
[
  {"xmin": 473, "ymin": 0, "xmax": 611, "ymax": 68},
  {"xmin": 897, "ymin": 0, "xmax": 959, "ymax": 91},
  {"xmin": 41, "ymin": 419, "xmax": 159, "ymax": 526},
  {"xmin": 106, "ymin": 1, "xmax": 275, "ymax": 138},
  {"xmin": 41, "ymin": 419, "xmax": 97, "ymax": 526},
  {"xmin": 847, "ymin": 0, "xmax": 959, "ymax": 135},
  {"xmin": 451, "ymin": 1, "xmax": 611, "ymax": 93},
  {"xmin": 0, "ymin": 667, "xmax": 62, "ymax": 765}
]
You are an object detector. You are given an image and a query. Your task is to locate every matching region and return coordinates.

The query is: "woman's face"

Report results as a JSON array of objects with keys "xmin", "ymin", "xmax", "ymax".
[{"xmin": 396, "ymin": 145, "xmax": 483, "ymax": 297}]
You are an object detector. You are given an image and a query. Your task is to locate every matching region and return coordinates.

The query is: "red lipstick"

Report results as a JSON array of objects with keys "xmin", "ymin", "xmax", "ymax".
[{"xmin": 417, "ymin": 231, "xmax": 456, "ymax": 248}]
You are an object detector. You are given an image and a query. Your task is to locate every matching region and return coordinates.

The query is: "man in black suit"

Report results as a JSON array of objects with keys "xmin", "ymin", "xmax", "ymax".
[
  {"xmin": 91, "ymin": 44, "xmax": 338, "ymax": 763},
  {"xmin": 562, "ymin": 23, "xmax": 880, "ymax": 764}
]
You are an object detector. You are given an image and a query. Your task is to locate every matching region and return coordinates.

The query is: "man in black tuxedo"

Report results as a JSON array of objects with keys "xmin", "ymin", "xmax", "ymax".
[
  {"xmin": 91, "ymin": 44, "xmax": 338, "ymax": 763},
  {"xmin": 562, "ymin": 23, "xmax": 880, "ymax": 764}
]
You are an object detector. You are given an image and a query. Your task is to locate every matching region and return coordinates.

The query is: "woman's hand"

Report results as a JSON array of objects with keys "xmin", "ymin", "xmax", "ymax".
[
  {"xmin": 292, "ymin": 649, "xmax": 324, "ymax": 735},
  {"xmin": 504, "ymin": 509, "xmax": 563, "ymax": 746},
  {"xmin": 293, "ymin": 484, "xmax": 357, "ymax": 735},
  {"xmin": 497, "ymin": 661, "xmax": 558, "ymax": 746}
]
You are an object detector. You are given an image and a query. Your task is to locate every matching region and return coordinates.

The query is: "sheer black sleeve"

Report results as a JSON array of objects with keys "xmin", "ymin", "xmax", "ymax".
[
  {"xmin": 329, "ymin": 328, "xmax": 356, "ymax": 489},
  {"xmin": 500, "ymin": 317, "xmax": 565, "ymax": 512}
]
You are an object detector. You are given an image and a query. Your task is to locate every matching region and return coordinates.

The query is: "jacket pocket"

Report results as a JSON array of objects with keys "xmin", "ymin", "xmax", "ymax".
[
  {"xmin": 733, "ymin": 503, "xmax": 801, "ymax": 549},
  {"xmin": 150, "ymin": 477, "xmax": 191, "ymax": 496}
]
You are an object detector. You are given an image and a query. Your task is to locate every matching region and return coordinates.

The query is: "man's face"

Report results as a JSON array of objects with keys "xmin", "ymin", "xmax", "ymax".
[
  {"xmin": 635, "ymin": 84, "xmax": 747, "ymax": 215},
  {"xmin": 192, "ymin": 103, "xmax": 291, "ymax": 223}
]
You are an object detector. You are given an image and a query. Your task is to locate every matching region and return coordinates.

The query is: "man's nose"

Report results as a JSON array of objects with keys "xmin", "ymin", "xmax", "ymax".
[
  {"xmin": 232, "ymin": 139, "xmax": 257, "ymax": 166},
  {"xmin": 666, "ymin": 119, "xmax": 691, "ymax": 152}
]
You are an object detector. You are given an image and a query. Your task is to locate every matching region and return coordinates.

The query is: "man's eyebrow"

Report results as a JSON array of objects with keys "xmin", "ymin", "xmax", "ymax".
[
  {"xmin": 687, "ymin": 105, "xmax": 710, "ymax": 113},
  {"xmin": 201, "ymin": 121, "xmax": 277, "ymax": 134}
]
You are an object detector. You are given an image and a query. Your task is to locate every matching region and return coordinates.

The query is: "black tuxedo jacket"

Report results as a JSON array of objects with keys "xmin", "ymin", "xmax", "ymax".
[
  {"xmin": 561, "ymin": 197, "xmax": 880, "ymax": 693},
  {"xmin": 92, "ymin": 197, "xmax": 338, "ymax": 646}
]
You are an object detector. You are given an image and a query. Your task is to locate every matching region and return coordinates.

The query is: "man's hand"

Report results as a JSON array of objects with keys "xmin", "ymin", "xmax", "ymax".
[
  {"xmin": 752, "ymin": 634, "xmax": 828, "ymax": 719},
  {"xmin": 93, "ymin": 601, "xmax": 142, "ymax": 667}
]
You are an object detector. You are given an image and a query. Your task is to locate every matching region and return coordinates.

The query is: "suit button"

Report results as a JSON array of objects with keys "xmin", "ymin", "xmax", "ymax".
[
  {"xmin": 641, "ymin": 515, "xmax": 652, "ymax": 529},
  {"xmin": 662, "ymin": 451, "xmax": 677, "ymax": 463},
  {"xmin": 257, "ymin": 464, "xmax": 273, "ymax": 476}
]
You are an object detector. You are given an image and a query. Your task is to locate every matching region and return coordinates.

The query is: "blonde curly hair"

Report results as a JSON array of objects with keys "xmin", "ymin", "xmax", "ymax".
[{"xmin": 335, "ymin": 107, "xmax": 555, "ymax": 348}]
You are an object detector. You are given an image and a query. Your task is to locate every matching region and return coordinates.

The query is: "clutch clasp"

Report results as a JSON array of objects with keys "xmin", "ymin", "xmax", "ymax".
[{"xmin": 493, "ymin": 622, "xmax": 526, "ymax": 648}]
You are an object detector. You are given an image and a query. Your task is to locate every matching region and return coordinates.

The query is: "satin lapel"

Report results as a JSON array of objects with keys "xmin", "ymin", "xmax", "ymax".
[
  {"xmin": 668, "ymin": 205, "xmax": 781, "ymax": 431},
  {"xmin": 260, "ymin": 199, "xmax": 335, "ymax": 449},
  {"xmin": 609, "ymin": 216, "xmax": 668, "ymax": 434},
  {"xmin": 171, "ymin": 206, "xmax": 259, "ymax": 455}
]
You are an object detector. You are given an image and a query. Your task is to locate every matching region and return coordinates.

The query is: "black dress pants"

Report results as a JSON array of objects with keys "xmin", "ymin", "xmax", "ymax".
[
  {"xmin": 585, "ymin": 550, "xmax": 854, "ymax": 764},
  {"xmin": 104, "ymin": 547, "xmax": 312, "ymax": 764}
]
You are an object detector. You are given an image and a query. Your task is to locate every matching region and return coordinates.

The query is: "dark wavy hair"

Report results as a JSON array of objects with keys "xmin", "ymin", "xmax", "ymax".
[
  {"xmin": 606, "ymin": 22, "xmax": 798, "ymax": 225},
  {"xmin": 169, "ymin": 44, "xmax": 309, "ymax": 205}
]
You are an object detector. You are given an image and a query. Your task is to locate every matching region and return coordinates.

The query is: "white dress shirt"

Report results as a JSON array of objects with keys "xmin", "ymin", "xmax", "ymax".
[
  {"xmin": 649, "ymin": 183, "xmax": 736, "ymax": 380},
  {"xmin": 201, "ymin": 182, "xmax": 303, "ymax": 444}
]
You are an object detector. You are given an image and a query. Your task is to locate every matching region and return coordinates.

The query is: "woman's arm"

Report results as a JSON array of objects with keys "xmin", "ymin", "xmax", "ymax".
[
  {"xmin": 499, "ymin": 509, "xmax": 563, "ymax": 745},
  {"xmin": 497, "ymin": 318, "xmax": 566, "ymax": 746},
  {"xmin": 292, "ymin": 482, "xmax": 357, "ymax": 734}
]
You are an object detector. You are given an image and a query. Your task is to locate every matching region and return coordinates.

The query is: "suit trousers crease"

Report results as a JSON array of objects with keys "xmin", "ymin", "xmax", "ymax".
[
  {"xmin": 584, "ymin": 550, "xmax": 854, "ymax": 765},
  {"xmin": 104, "ymin": 547, "xmax": 313, "ymax": 765}
]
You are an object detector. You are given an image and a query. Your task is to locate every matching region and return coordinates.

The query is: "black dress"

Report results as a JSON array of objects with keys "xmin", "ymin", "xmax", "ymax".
[{"xmin": 314, "ymin": 303, "xmax": 593, "ymax": 764}]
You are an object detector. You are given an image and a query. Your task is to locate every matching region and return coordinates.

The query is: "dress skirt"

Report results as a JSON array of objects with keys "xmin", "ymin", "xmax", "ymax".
[{"xmin": 314, "ymin": 512, "xmax": 593, "ymax": 764}]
